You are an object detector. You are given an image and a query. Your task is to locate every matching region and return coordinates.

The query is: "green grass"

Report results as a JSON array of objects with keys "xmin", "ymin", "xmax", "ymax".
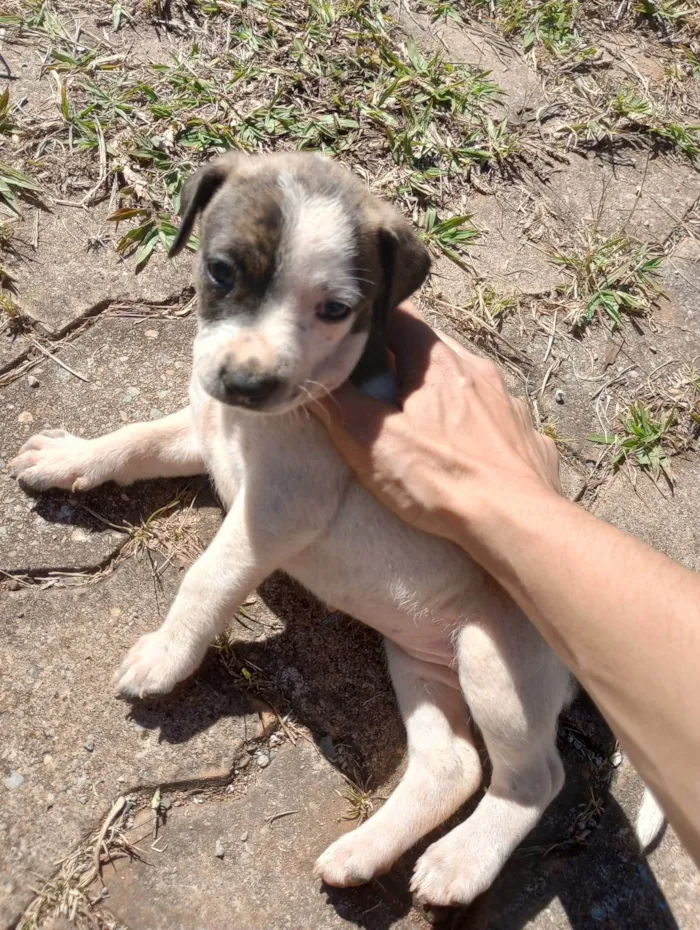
[
  {"xmin": 420, "ymin": 208, "xmax": 480, "ymax": 265},
  {"xmin": 589, "ymin": 403, "xmax": 676, "ymax": 481},
  {"xmin": 553, "ymin": 233, "xmax": 664, "ymax": 328},
  {"xmin": 1, "ymin": 0, "xmax": 514, "ymax": 267},
  {"xmin": 0, "ymin": 162, "xmax": 41, "ymax": 216},
  {"xmin": 0, "ymin": 88, "xmax": 18, "ymax": 136},
  {"xmin": 466, "ymin": 283, "xmax": 517, "ymax": 320},
  {"xmin": 560, "ymin": 81, "xmax": 700, "ymax": 161},
  {"xmin": 635, "ymin": 0, "xmax": 697, "ymax": 31},
  {"xmin": 108, "ymin": 207, "xmax": 198, "ymax": 268},
  {"xmin": 4, "ymin": 0, "xmax": 509, "ymax": 268},
  {"xmin": 420, "ymin": 0, "xmax": 596, "ymax": 58}
]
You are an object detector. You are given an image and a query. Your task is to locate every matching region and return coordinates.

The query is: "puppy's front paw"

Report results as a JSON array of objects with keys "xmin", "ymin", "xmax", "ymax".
[
  {"xmin": 314, "ymin": 830, "xmax": 392, "ymax": 887},
  {"xmin": 9, "ymin": 429, "xmax": 99, "ymax": 492},
  {"xmin": 115, "ymin": 631, "xmax": 201, "ymax": 699}
]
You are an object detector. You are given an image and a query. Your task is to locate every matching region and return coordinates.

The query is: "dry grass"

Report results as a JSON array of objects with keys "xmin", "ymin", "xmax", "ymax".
[
  {"xmin": 17, "ymin": 797, "xmax": 136, "ymax": 930},
  {"xmin": 586, "ymin": 360, "xmax": 700, "ymax": 483},
  {"xmin": 552, "ymin": 229, "xmax": 665, "ymax": 329},
  {"xmin": 1, "ymin": 0, "xmax": 516, "ymax": 272}
]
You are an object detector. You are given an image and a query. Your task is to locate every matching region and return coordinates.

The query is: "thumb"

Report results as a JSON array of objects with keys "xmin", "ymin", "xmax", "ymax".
[{"xmin": 310, "ymin": 382, "xmax": 394, "ymax": 461}]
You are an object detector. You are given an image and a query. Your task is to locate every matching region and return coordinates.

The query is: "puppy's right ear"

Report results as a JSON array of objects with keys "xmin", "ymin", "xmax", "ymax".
[{"xmin": 169, "ymin": 158, "xmax": 233, "ymax": 257}]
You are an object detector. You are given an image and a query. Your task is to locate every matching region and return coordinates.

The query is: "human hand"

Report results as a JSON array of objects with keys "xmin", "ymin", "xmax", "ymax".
[{"xmin": 312, "ymin": 302, "xmax": 561, "ymax": 547}]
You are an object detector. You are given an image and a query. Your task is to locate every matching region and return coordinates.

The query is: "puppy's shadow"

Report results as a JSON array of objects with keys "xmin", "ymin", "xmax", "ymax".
[
  {"xmin": 23, "ymin": 474, "xmax": 682, "ymax": 930},
  {"xmin": 20, "ymin": 477, "xmax": 213, "ymax": 570},
  {"xmin": 129, "ymin": 570, "xmax": 680, "ymax": 930}
]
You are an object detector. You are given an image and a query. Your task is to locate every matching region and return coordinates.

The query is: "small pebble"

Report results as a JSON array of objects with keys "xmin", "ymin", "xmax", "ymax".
[
  {"xmin": 610, "ymin": 750, "xmax": 623, "ymax": 768},
  {"xmin": 555, "ymin": 389, "xmax": 565, "ymax": 405},
  {"xmin": 257, "ymin": 753, "xmax": 270, "ymax": 769},
  {"xmin": 18, "ymin": 411, "xmax": 33, "ymax": 423},
  {"xmin": 27, "ymin": 375, "xmax": 40, "ymax": 388},
  {"xmin": 319, "ymin": 735, "xmax": 336, "ymax": 761},
  {"xmin": 160, "ymin": 795, "xmax": 172, "ymax": 810},
  {"xmin": 3, "ymin": 771, "xmax": 23, "ymax": 790},
  {"xmin": 215, "ymin": 839, "xmax": 225, "ymax": 859},
  {"xmin": 240, "ymin": 831, "xmax": 248, "ymax": 842},
  {"xmin": 84, "ymin": 738, "xmax": 94, "ymax": 753}
]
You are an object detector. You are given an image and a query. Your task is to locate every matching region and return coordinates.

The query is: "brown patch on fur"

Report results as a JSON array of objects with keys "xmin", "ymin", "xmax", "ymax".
[
  {"xmin": 199, "ymin": 175, "xmax": 285, "ymax": 320},
  {"xmin": 174, "ymin": 152, "xmax": 430, "ymax": 379}
]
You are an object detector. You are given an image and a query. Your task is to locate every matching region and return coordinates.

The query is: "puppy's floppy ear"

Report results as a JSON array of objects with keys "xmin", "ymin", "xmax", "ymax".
[
  {"xmin": 377, "ymin": 216, "xmax": 431, "ymax": 326},
  {"xmin": 169, "ymin": 155, "xmax": 238, "ymax": 257},
  {"xmin": 349, "ymin": 214, "xmax": 430, "ymax": 393}
]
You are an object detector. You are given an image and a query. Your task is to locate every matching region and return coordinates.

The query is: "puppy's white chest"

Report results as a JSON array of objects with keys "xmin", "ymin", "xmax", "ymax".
[{"xmin": 189, "ymin": 379, "xmax": 475, "ymax": 670}]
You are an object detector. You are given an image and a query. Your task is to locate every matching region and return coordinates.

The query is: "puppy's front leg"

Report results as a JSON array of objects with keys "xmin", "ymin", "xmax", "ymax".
[
  {"xmin": 115, "ymin": 493, "xmax": 311, "ymax": 698},
  {"xmin": 9, "ymin": 407, "xmax": 203, "ymax": 492}
]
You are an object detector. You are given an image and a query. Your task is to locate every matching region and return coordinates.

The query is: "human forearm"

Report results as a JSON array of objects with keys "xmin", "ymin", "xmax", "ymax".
[
  {"xmin": 313, "ymin": 302, "xmax": 700, "ymax": 860},
  {"xmin": 451, "ymin": 485, "xmax": 700, "ymax": 861}
]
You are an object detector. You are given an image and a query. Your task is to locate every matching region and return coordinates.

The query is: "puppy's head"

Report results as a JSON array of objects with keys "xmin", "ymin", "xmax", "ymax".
[{"xmin": 170, "ymin": 152, "xmax": 430, "ymax": 413}]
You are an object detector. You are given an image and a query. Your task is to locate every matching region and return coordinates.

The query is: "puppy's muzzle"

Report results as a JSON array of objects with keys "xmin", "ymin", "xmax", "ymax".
[{"xmin": 217, "ymin": 366, "xmax": 282, "ymax": 408}]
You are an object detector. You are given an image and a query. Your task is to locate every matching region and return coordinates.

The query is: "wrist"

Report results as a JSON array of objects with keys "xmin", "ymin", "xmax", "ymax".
[{"xmin": 440, "ymin": 476, "xmax": 564, "ymax": 569}]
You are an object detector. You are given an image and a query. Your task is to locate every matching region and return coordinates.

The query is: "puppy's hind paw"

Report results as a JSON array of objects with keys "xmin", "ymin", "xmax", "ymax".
[
  {"xmin": 314, "ymin": 831, "xmax": 392, "ymax": 888},
  {"xmin": 411, "ymin": 833, "xmax": 497, "ymax": 908}
]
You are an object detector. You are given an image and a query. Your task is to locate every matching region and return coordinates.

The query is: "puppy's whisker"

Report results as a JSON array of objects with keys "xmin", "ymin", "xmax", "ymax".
[
  {"xmin": 303, "ymin": 379, "xmax": 332, "ymax": 399},
  {"xmin": 295, "ymin": 384, "xmax": 317, "ymax": 422},
  {"xmin": 302, "ymin": 380, "xmax": 342, "ymax": 420}
]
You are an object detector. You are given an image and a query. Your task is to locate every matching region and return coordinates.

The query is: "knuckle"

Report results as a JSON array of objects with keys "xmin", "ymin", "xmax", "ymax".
[
  {"xmin": 542, "ymin": 435, "xmax": 559, "ymax": 461},
  {"xmin": 473, "ymin": 356, "xmax": 500, "ymax": 380}
]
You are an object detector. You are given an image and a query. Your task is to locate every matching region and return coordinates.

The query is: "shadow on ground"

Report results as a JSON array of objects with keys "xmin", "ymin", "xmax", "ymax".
[
  {"xmin": 114, "ymin": 546, "xmax": 678, "ymax": 930},
  {"xmin": 20, "ymin": 480, "xmax": 676, "ymax": 929},
  {"xmin": 12, "ymin": 477, "xmax": 678, "ymax": 929}
]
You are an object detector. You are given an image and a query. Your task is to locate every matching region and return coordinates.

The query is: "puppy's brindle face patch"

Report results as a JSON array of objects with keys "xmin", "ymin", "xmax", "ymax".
[{"xmin": 186, "ymin": 155, "xmax": 428, "ymax": 413}]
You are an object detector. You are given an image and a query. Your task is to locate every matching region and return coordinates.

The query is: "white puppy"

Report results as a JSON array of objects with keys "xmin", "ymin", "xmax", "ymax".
[{"xmin": 10, "ymin": 153, "xmax": 660, "ymax": 908}]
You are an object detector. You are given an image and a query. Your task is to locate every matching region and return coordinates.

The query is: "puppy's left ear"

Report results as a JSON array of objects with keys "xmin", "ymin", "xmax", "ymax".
[
  {"xmin": 349, "ymin": 213, "xmax": 430, "ymax": 393},
  {"xmin": 377, "ymin": 216, "xmax": 431, "ymax": 325},
  {"xmin": 169, "ymin": 155, "xmax": 238, "ymax": 257}
]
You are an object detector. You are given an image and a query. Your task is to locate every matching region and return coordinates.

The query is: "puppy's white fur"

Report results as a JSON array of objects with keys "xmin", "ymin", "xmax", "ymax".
[{"xmin": 9, "ymin": 156, "xmax": 662, "ymax": 907}]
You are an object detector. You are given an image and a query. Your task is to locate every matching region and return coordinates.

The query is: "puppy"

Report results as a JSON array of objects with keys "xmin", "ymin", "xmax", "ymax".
[{"xmin": 9, "ymin": 153, "xmax": 659, "ymax": 906}]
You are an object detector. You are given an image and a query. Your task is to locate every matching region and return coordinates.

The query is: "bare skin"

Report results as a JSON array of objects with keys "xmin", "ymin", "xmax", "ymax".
[{"xmin": 313, "ymin": 301, "xmax": 700, "ymax": 865}]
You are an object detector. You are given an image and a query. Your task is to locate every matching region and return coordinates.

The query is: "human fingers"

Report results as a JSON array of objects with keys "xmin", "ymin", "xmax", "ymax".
[
  {"xmin": 309, "ymin": 382, "xmax": 392, "ymax": 450},
  {"xmin": 386, "ymin": 303, "xmax": 445, "ymax": 388},
  {"xmin": 512, "ymin": 397, "xmax": 533, "ymax": 431}
]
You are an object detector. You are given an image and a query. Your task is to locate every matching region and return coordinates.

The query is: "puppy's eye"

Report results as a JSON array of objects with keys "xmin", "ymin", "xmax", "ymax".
[
  {"xmin": 206, "ymin": 257, "xmax": 236, "ymax": 291},
  {"xmin": 316, "ymin": 300, "xmax": 352, "ymax": 322}
]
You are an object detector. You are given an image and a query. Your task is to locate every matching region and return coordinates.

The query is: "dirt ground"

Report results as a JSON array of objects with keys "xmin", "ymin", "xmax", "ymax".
[{"xmin": 1, "ymin": 1, "xmax": 700, "ymax": 928}]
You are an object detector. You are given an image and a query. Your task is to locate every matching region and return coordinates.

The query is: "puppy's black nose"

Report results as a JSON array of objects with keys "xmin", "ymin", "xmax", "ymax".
[{"xmin": 219, "ymin": 369, "xmax": 281, "ymax": 405}]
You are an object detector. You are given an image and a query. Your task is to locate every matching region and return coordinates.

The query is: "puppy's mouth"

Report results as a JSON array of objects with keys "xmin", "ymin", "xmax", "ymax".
[{"xmin": 199, "ymin": 370, "xmax": 310, "ymax": 415}]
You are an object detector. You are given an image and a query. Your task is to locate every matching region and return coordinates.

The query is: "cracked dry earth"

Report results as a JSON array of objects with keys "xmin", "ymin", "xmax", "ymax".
[{"xmin": 1, "ymin": 1, "xmax": 700, "ymax": 929}]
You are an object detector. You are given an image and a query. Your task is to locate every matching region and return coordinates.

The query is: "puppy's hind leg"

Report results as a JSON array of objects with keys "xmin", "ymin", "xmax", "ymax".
[
  {"xmin": 315, "ymin": 641, "xmax": 481, "ymax": 888},
  {"xmin": 9, "ymin": 407, "xmax": 204, "ymax": 492},
  {"xmin": 412, "ymin": 610, "xmax": 570, "ymax": 908}
]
